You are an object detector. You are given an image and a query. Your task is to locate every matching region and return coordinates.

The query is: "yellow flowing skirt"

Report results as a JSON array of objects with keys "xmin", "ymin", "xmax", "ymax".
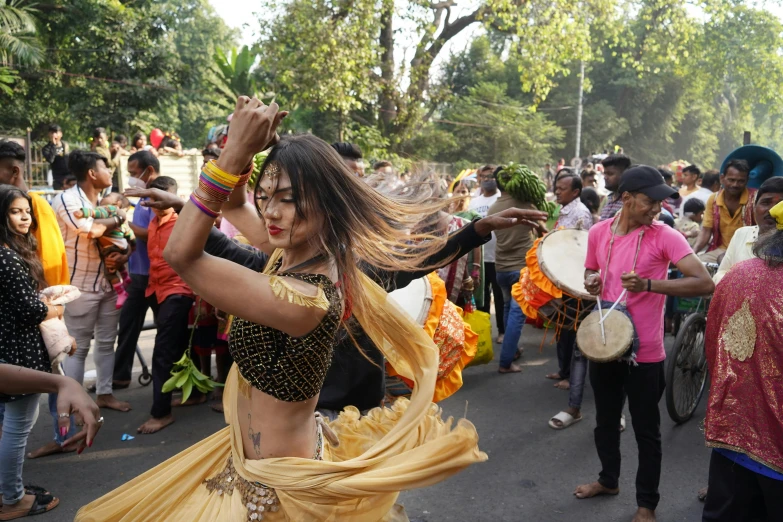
[{"xmin": 76, "ymin": 272, "xmax": 488, "ymax": 522}]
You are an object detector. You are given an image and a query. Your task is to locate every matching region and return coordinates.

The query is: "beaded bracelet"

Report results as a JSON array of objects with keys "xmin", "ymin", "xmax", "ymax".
[{"xmin": 189, "ymin": 193, "xmax": 219, "ymax": 219}]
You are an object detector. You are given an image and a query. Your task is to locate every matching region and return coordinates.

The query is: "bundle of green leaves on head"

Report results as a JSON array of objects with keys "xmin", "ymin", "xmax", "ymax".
[{"xmin": 496, "ymin": 163, "xmax": 558, "ymax": 218}]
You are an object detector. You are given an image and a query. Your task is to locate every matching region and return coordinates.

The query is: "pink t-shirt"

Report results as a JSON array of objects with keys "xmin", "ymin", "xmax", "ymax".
[{"xmin": 585, "ymin": 219, "xmax": 693, "ymax": 363}]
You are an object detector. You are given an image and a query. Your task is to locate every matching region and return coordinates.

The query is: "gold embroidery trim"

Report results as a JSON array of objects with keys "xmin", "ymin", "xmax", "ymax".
[
  {"xmin": 721, "ymin": 299, "xmax": 756, "ymax": 362},
  {"xmin": 269, "ymin": 275, "xmax": 329, "ymax": 311}
]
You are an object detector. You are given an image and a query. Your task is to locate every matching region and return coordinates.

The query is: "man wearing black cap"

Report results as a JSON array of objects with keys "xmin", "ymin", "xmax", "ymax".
[{"xmin": 574, "ymin": 166, "xmax": 715, "ymax": 522}]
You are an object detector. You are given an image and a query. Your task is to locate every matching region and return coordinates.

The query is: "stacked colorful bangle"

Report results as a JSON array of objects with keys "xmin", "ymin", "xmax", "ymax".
[
  {"xmin": 234, "ymin": 170, "xmax": 253, "ymax": 188},
  {"xmin": 189, "ymin": 193, "xmax": 219, "ymax": 219}
]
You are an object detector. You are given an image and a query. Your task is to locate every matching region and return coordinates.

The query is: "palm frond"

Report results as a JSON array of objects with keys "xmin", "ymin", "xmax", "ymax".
[
  {"xmin": 0, "ymin": 1, "xmax": 38, "ymax": 34},
  {"xmin": 0, "ymin": 0, "xmax": 43, "ymax": 65}
]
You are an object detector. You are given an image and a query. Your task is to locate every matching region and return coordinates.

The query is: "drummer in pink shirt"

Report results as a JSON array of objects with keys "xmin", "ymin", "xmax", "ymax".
[{"xmin": 574, "ymin": 166, "xmax": 714, "ymax": 522}]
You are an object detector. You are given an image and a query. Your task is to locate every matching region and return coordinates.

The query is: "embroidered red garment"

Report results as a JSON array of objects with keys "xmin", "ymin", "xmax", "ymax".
[{"xmin": 704, "ymin": 258, "xmax": 783, "ymax": 473}]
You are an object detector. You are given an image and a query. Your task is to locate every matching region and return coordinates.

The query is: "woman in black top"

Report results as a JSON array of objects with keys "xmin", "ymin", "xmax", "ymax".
[{"xmin": 0, "ymin": 186, "xmax": 62, "ymax": 519}]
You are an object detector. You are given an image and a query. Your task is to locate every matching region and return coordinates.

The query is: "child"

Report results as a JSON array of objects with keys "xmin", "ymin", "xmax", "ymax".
[
  {"xmin": 675, "ymin": 198, "xmax": 705, "ymax": 249},
  {"xmin": 138, "ymin": 176, "xmax": 197, "ymax": 435},
  {"xmin": 73, "ymin": 193, "xmax": 135, "ymax": 308}
]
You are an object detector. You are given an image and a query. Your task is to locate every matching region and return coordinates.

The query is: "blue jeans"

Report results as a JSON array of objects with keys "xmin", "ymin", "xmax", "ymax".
[
  {"xmin": 496, "ymin": 270, "xmax": 524, "ymax": 368},
  {"xmin": 49, "ymin": 393, "xmax": 76, "ymax": 444},
  {"xmin": 569, "ymin": 346, "xmax": 588, "ymax": 409},
  {"xmin": 0, "ymin": 394, "xmax": 40, "ymax": 505}
]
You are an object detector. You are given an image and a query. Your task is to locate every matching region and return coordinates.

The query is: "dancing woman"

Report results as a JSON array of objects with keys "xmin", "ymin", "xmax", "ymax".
[{"xmin": 77, "ymin": 98, "xmax": 492, "ymax": 521}]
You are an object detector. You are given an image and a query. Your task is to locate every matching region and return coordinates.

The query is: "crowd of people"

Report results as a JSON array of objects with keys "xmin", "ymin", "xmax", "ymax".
[{"xmin": 0, "ymin": 100, "xmax": 780, "ymax": 522}]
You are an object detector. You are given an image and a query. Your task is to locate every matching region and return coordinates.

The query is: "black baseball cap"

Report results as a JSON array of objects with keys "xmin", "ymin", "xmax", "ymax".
[{"xmin": 618, "ymin": 165, "xmax": 679, "ymax": 201}]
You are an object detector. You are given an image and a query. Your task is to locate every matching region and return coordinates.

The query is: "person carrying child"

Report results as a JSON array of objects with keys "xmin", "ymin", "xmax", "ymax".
[
  {"xmin": 73, "ymin": 193, "xmax": 135, "ymax": 307},
  {"xmin": 675, "ymin": 198, "xmax": 705, "ymax": 249}
]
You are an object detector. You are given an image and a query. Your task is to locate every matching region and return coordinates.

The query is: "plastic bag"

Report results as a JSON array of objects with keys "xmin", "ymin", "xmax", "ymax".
[{"xmin": 464, "ymin": 310, "xmax": 493, "ymax": 367}]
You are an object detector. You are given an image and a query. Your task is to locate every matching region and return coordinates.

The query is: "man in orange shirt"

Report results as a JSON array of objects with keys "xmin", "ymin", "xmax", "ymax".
[
  {"xmin": 0, "ymin": 139, "xmax": 78, "ymax": 458},
  {"xmin": 136, "ymin": 176, "xmax": 196, "ymax": 435}
]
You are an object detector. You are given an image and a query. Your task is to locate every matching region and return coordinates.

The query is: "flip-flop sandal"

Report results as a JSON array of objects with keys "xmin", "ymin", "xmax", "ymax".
[
  {"xmin": 549, "ymin": 411, "xmax": 582, "ymax": 430},
  {"xmin": 545, "ymin": 373, "xmax": 562, "ymax": 380},
  {"xmin": 0, "ymin": 491, "xmax": 59, "ymax": 520}
]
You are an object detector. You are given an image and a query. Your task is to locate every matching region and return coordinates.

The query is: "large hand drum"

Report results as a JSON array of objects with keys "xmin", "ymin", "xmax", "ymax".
[
  {"xmin": 536, "ymin": 229, "xmax": 595, "ymax": 300},
  {"xmin": 576, "ymin": 307, "xmax": 635, "ymax": 362},
  {"xmin": 388, "ymin": 277, "xmax": 433, "ymax": 327}
]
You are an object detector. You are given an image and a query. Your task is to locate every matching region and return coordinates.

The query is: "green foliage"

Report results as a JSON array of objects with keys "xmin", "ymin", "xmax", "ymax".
[
  {"xmin": 0, "ymin": 0, "xmax": 43, "ymax": 66},
  {"xmin": 433, "ymin": 81, "xmax": 565, "ymax": 166},
  {"xmin": 212, "ymin": 45, "xmax": 265, "ymax": 110},
  {"xmin": 0, "ymin": 0, "xmax": 235, "ymax": 147},
  {"xmin": 497, "ymin": 162, "xmax": 557, "ymax": 217}
]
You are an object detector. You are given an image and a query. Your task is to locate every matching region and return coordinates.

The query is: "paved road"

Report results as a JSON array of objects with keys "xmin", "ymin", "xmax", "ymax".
[{"xmin": 22, "ymin": 320, "xmax": 709, "ymax": 522}]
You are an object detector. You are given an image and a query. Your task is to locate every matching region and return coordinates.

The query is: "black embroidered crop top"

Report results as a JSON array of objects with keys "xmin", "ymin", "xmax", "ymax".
[{"xmin": 229, "ymin": 270, "xmax": 342, "ymax": 402}]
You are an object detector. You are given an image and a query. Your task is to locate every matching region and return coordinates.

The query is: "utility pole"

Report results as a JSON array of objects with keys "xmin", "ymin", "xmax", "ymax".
[{"xmin": 575, "ymin": 60, "xmax": 585, "ymax": 161}]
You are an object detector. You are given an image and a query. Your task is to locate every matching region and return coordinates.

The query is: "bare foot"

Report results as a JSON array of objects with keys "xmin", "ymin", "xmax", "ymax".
[
  {"xmin": 97, "ymin": 394, "xmax": 131, "ymax": 412},
  {"xmin": 171, "ymin": 394, "xmax": 207, "ymax": 407},
  {"xmin": 137, "ymin": 415, "xmax": 175, "ymax": 434},
  {"xmin": 496, "ymin": 334, "xmax": 505, "ymax": 344},
  {"xmin": 697, "ymin": 486, "xmax": 708, "ymax": 502},
  {"xmin": 26, "ymin": 441, "xmax": 76, "ymax": 459},
  {"xmin": 498, "ymin": 362, "xmax": 522, "ymax": 374},
  {"xmin": 574, "ymin": 481, "xmax": 620, "ymax": 499},
  {"xmin": 210, "ymin": 401, "xmax": 224, "ymax": 413},
  {"xmin": 545, "ymin": 372, "xmax": 563, "ymax": 380},
  {"xmin": 632, "ymin": 507, "xmax": 656, "ymax": 522},
  {"xmin": 554, "ymin": 379, "xmax": 571, "ymax": 390}
]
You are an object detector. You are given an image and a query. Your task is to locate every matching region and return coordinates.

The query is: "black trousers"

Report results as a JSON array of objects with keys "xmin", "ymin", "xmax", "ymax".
[
  {"xmin": 150, "ymin": 294, "xmax": 194, "ymax": 419},
  {"xmin": 481, "ymin": 261, "xmax": 505, "ymax": 334},
  {"xmin": 556, "ymin": 329, "xmax": 575, "ymax": 380},
  {"xmin": 590, "ymin": 360, "xmax": 665, "ymax": 510},
  {"xmin": 113, "ymin": 274, "xmax": 156, "ymax": 382},
  {"xmin": 703, "ymin": 451, "xmax": 783, "ymax": 521}
]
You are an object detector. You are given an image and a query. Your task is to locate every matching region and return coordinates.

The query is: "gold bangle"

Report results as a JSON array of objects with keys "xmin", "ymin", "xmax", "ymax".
[
  {"xmin": 203, "ymin": 159, "xmax": 240, "ymax": 185},
  {"xmin": 192, "ymin": 189, "xmax": 223, "ymax": 209}
]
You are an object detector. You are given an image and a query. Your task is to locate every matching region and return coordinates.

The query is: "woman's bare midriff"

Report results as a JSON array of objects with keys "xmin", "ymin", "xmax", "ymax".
[{"xmin": 236, "ymin": 383, "xmax": 319, "ymax": 460}]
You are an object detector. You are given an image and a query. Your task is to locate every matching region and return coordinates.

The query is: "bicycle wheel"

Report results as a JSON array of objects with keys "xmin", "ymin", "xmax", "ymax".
[{"xmin": 666, "ymin": 313, "xmax": 708, "ymax": 424}]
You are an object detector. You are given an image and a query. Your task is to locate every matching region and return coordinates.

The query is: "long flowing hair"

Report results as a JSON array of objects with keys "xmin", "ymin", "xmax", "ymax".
[
  {"xmin": 254, "ymin": 134, "xmax": 450, "ymax": 325},
  {"xmin": 0, "ymin": 186, "xmax": 46, "ymax": 289}
]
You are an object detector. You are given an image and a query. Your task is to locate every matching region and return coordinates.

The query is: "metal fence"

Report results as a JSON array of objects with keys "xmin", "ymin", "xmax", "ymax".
[{"xmin": 0, "ymin": 129, "xmax": 89, "ymax": 189}]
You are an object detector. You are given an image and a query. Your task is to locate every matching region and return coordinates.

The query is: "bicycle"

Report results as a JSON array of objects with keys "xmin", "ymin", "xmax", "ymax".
[{"xmin": 664, "ymin": 263, "xmax": 718, "ymax": 424}]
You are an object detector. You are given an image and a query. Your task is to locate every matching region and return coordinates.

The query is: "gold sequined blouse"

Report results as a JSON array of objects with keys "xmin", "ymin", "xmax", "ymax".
[{"xmin": 229, "ymin": 268, "xmax": 341, "ymax": 402}]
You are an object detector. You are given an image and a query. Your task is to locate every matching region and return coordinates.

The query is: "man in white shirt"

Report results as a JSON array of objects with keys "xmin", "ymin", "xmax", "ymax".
[
  {"xmin": 52, "ymin": 150, "xmax": 131, "ymax": 412},
  {"xmin": 679, "ymin": 171, "xmax": 720, "ymax": 217},
  {"xmin": 714, "ymin": 177, "xmax": 783, "ymax": 284},
  {"xmin": 470, "ymin": 164, "xmax": 504, "ymax": 341}
]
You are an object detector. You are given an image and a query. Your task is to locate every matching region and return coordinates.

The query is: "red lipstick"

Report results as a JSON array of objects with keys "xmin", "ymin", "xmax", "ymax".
[{"xmin": 268, "ymin": 225, "xmax": 283, "ymax": 236}]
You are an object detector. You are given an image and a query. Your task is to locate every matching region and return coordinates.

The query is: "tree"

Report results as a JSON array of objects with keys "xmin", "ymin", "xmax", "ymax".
[
  {"xmin": 0, "ymin": 0, "xmax": 235, "ymax": 146},
  {"xmin": 212, "ymin": 45, "xmax": 263, "ymax": 110},
  {"xmin": 424, "ymin": 82, "xmax": 564, "ymax": 165},
  {"xmin": 0, "ymin": 0, "xmax": 43, "ymax": 94},
  {"xmin": 255, "ymin": 0, "xmax": 613, "ymax": 148}
]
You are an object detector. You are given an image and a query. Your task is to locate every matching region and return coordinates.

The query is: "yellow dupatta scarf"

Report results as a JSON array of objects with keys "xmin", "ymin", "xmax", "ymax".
[{"xmin": 76, "ymin": 270, "xmax": 487, "ymax": 522}]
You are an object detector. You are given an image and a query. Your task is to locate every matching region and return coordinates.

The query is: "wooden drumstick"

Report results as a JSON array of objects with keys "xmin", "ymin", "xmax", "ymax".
[{"xmin": 597, "ymin": 298, "xmax": 606, "ymax": 345}]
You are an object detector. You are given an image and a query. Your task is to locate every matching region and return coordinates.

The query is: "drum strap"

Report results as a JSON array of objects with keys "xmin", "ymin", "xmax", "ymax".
[
  {"xmin": 597, "ymin": 221, "xmax": 645, "ymax": 328},
  {"xmin": 600, "ymin": 219, "xmax": 645, "ymax": 306}
]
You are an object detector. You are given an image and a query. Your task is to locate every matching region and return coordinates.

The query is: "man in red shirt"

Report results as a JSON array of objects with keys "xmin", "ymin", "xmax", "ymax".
[{"xmin": 137, "ymin": 176, "xmax": 196, "ymax": 434}]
